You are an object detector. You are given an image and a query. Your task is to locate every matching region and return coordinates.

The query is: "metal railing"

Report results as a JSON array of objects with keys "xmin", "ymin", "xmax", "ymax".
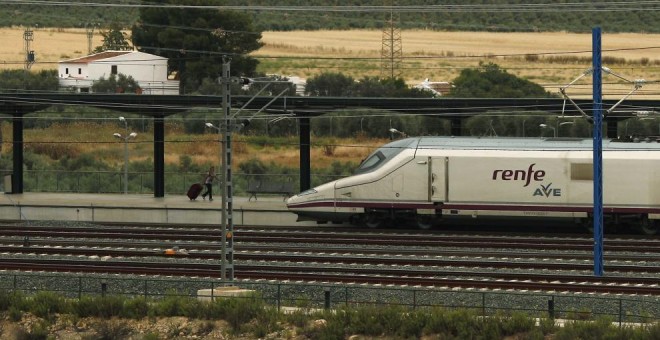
[
  {"xmin": 0, "ymin": 272, "xmax": 657, "ymax": 324},
  {"xmin": 12, "ymin": 170, "xmax": 343, "ymax": 196}
]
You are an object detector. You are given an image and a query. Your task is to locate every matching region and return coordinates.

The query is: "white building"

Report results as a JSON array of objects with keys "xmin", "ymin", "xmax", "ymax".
[
  {"xmin": 58, "ymin": 51, "xmax": 179, "ymax": 95},
  {"xmin": 414, "ymin": 78, "xmax": 453, "ymax": 97}
]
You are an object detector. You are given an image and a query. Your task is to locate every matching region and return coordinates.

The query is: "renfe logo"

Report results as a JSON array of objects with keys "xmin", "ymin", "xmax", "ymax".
[{"xmin": 492, "ymin": 163, "xmax": 545, "ymax": 187}]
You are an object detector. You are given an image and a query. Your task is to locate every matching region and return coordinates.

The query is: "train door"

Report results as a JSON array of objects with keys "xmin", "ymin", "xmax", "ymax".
[{"xmin": 429, "ymin": 157, "xmax": 447, "ymax": 202}]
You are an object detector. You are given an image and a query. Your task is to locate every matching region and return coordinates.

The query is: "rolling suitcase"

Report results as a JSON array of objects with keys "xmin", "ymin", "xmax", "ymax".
[{"xmin": 187, "ymin": 183, "xmax": 203, "ymax": 200}]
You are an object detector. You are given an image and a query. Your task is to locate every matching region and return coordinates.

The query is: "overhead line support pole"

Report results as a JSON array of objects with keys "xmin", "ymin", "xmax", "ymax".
[
  {"xmin": 592, "ymin": 27, "xmax": 604, "ymax": 277},
  {"xmin": 220, "ymin": 58, "xmax": 234, "ymax": 282}
]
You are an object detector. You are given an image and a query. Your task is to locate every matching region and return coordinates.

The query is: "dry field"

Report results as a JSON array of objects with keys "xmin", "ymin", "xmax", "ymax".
[
  {"xmin": 2, "ymin": 27, "xmax": 660, "ymax": 97},
  {"xmin": 256, "ymin": 30, "xmax": 660, "ymax": 99}
]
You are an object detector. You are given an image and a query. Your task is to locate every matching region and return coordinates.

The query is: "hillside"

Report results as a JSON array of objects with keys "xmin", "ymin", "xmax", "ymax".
[{"xmin": 1, "ymin": 0, "xmax": 660, "ymax": 33}]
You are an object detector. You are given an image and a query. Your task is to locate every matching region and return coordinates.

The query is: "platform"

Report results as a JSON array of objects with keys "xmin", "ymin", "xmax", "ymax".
[{"xmin": 0, "ymin": 193, "xmax": 313, "ymax": 226}]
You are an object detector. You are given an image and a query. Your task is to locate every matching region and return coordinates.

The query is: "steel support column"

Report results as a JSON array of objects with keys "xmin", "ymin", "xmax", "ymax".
[
  {"xmin": 450, "ymin": 117, "xmax": 462, "ymax": 136},
  {"xmin": 606, "ymin": 120, "xmax": 617, "ymax": 139},
  {"xmin": 299, "ymin": 117, "xmax": 311, "ymax": 192},
  {"xmin": 153, "ymin": 115, "xmax": 165, "ymax": 197},
  {"xmin": 11, "ymin": 116, "xmax": 23, "ymax": 194}
]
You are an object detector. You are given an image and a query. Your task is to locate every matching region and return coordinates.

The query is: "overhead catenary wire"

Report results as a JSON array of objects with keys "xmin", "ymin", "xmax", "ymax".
[{"xmin": 4, "ymin": 1, "xmax": 660, "ymax": 13}]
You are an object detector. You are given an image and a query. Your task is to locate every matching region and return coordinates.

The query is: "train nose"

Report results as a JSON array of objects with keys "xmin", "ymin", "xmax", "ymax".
[{"xmin": 286, "ymin": 188, "xmax": 318, "ymax": 207}]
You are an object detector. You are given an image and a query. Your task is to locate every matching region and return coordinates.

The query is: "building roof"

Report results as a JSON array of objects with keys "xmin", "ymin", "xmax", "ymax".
[
  {"xmin": 408, "ymin": 136, "xmax": 660, "ymax": 151},
  {"xmin": 59, "ymin": 51, "xmax": 168, "ymax": 65},
  {"xmin": 60, "ymin": 51, "xmax": 133, "ymax": 64}
]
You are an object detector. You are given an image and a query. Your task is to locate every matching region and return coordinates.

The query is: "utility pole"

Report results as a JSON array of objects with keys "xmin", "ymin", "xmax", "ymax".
[
  {"xmin": 23, "ymin": 26, "xmax": 35, "ymax": 70},
  {"xmin": 380, "ymin": 0, "xmax": 402, "ymax": 79}
]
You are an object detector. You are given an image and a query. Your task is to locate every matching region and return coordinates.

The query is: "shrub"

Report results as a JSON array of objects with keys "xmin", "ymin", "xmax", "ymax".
[
  {"xmin": 538, "ymin": 317, "xmax": 557, "ymax": 335},
  {"xmin": 141, "ymin": 332, "xmax": 160, "ymax": 340},
  {"xmin": 8, "ymin": 306, "xmax": 22, "ymax": 322},
  {"xmin": 121, "ymin": 297, "xmax": 150, "ymax": 319},
  {"xmin": 525, "ymin": 54, "xmax": 540, "ymax": 62},
  {"xmin": 12, "ymin": 320, "xmax": 50, "ymax": 340},
  {"xmin": 89, "ymin": 319, "xmax": 132, "ymax": 340},
  {"xmin": 179, "ymin": 298, "xmax": 206, "ymax": 319},
  {"xmin": 27, "ymin": 291, "xmax": 71, "ymax": 319},
  {"xmin": 154, "ymin": 295, "xmax": 188, "ymax": 317},
  {"xmin": 239, "ymin": 158, "xmax": 267, "ymax": 174},
  {"xmin": 0, "ymin": 291, "xmax": 25, "ymax": 311},
  {"xmin": 245, "ymin": 306, "xmax": 281, "ymax": 335},
  {"xmin": 499, "ymin": 311, "xmax": 536, "ymax": 335},
  {"xmin": 75, "ymin": 295, "xmax": 129, "ymax": 318},
  {"xmin": 554, "ymin": 317, "xmax": 619, "ymax": 340},
  {"xmin": 211, "ymin": 295, "xmax": 267, "ymax": 331},
  {"xmin": 322, "ymin": 142, "xmax": 336, "ymax": 156},
  {"xmin": 166, "ymin": 320, "xmax": 192, "ymax": 338}
]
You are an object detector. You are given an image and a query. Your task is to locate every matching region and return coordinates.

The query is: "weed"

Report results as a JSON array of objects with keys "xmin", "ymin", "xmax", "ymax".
[
  {"xmin": 12, "ymin": 320, "xmax": 50, "ymax": 340},
  {"xmin": 141, "ymin": 332, "xmax": 160, "ymax": 340},
  {"xmin": 322, "ymin": 141, "xmax": 336, "ymax": 156},
  {"xmin": 88, "ymin": 319, "xmax": 132, "ymax": 340},
  {"xmin": 166, "ymin": 321, "xmax": 192, "ymax": 338},
  {"xmin": 537, "ymin": 317, "xmax": 557, "ymax": 335},
  {"xmin": 8, "ymin": 306, "xmax": 22, "ymax": 322},
  {"xmin": 198, "ymin": 320, "xmax": 216, "ymax": 334}
]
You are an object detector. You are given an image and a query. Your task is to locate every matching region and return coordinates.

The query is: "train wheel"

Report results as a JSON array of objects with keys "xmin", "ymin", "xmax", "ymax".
[
  {"xmin": 638, "ymin": 217, "xmax": 658, "ymax": 235},
  {"xmin": 416, "ymin": 215, "xmax": 434, "ymax": 230},
  {"xmin": 365, "ymin": 214, "xmax": 385, "ymax": 229}
]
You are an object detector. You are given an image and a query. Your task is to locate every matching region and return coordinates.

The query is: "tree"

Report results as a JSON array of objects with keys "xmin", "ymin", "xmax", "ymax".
[
  {"xmin": 305, "ymin": 73, "xmax": 434, "ymax": 98},
  {"xmin": 0, "ymin": 69, "xmax": 58, "ymax": 92},
  {"xmin": 305, "ymin": 72, "xmax": 355, "ymax": 96},
  {"xmin": 352, "ymin": 76, "xmax": 433, "ymax": 98},
  {"xmin": 449, "ymin": 62, "xmax": 555, "ymax": 98},
  {"xmin": 0, "ymin": 69, "xmax": 59, "ymax": 152},
  {"xmin": 91, "ymin": 73, "xmax": 141, "ymax": 94},
  {"xmin": 131, "ymin": 0, "xmax": 263, "ymax": 94},
  {"xmin": 94, "ymin": 22, "xmax": 132, "ymax": 53}
]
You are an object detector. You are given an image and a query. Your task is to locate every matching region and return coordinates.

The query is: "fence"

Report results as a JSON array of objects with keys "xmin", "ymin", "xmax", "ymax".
[
  {"xmin": 9, "ymin": 170, "xmax": 342, "ymax": 196},
  {"xmin": 0, "ymin": 272, "xmax": 657, "ymax": 324}
]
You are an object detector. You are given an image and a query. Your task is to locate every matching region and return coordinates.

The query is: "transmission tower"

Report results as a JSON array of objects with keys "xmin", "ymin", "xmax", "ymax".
[
  {"xmin": 23, "ymin": 26, "xmax": 35, "ymax": 70},
  {"xmin": 380, "ymin": 2, "xmax": 402, "ymax": 79},
  {"xmin": 86, "ymin": 23, "xmax": 98, "ymax": 54}
]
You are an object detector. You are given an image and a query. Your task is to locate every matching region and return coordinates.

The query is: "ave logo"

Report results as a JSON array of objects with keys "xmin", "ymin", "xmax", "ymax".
[{"xmin": 533, "ymin": 183, "xmax": 561, "ymax": 197}]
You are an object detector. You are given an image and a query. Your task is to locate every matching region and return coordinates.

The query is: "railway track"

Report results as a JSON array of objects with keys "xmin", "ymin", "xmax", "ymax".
[
  {"xmin": 0, "ymin": 257, "xmax": 656, "ymax": 295},
  {"xmin": 3, "ymin": 238, "xmax": 658, "ymax": 262},
  {"xmin": 0, "ymin": 224, "xmax": 658, "ymax": 295},
  {"xmin": 1, "ymin": 244, "xmax": 659, "ymax": 274},
  {"xmin": 4, "ymin": 224, "xmax": 659, "ymax": 251}
]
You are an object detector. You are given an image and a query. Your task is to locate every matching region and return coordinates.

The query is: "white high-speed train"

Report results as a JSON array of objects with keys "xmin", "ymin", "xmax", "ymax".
[{"xmin": 286, "ymin": 137, "xmax": 660, "ymax": 234}]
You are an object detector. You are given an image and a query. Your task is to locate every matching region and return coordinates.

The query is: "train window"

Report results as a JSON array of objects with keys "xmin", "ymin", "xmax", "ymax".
[
  {"xmin": 355, "ymin": 138, "xmax": 416, "ymax": 174},
  {"xmin": 571, "ymin": 163, "xmax": 593, "ymax": 180}
]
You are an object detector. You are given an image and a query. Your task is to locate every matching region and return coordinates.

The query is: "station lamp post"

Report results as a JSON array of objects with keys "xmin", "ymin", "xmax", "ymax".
[
  {"xmin": 539, "ymin": 123, "xmax": 556, "ymax": 138},
  {"xmin": 114, "ymin": 116, "xmax": 137, "ymax": 194},
  {"xmin": 388, "ymin": 128, "xmax": 407, "ymax": 140},
  {"xmin": 558, "ymin": 121, "xmax": 575, "ymax": 137}
]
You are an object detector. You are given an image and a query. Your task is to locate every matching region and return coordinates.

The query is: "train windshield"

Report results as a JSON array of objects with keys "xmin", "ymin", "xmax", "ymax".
[{"xmin": 355, "ymin": 138, "xmax": 417, "ymax": 174}]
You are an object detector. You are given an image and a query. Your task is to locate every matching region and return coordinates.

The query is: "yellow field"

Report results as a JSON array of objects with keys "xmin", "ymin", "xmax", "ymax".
[
  {"xmin": 256, "ymin": 30, "xmax": 660, "ymax": 98},
  {"xmin": 2, "ymin": 27, "xmax": 660, "ymax": 97}
]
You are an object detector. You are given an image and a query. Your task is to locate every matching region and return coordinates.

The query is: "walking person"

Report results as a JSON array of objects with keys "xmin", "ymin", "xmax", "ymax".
[{"xmin": 201, "ymin": 166, "xmax": 218, "ymax": 201}]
